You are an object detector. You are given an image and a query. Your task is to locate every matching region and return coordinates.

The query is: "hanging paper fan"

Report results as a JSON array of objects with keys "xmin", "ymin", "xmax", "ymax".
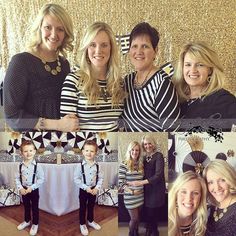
[
  {"xmin": 23, "ymin": 132, "xmax": 43, "ymax": 149},
  {"xmin": 66, "ymin": 132, "xmax": 77, "ymax": 148},
  {"xmin": 42, "ymin": 132, "xmax": 52, "ymax": 147},
  {"xmin": 174, "ymin": 134, "xmax": 192, "ymax": 172},
  {"xmin": 97, "ymin": 138, "xmax": 111, "ymax": 154},
  {"xmin": 182, "ymin": 151, "xmax": 210, "ymax": 175},
  {"xmin": 76, "ymin": 132, "xmax": 96, "ymax": 149},
  {"xmin": 7, "ymin": 138, "xmax": 22, "ymax": 154},
  {"xmin": 50, "ymin": 132, "xmax": 68, "ymax": 147}
]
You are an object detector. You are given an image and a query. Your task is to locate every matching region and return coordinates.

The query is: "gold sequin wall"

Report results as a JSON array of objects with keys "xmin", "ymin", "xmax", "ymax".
[{"xmin": 0, "ymin": 0, "xmax": 236, "ymax": 92}]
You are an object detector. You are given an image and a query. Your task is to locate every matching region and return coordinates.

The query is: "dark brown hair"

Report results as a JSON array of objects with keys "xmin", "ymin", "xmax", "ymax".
[{"xmin": 129, "ymin": 22, "xmax": 160, "ymax": 50}]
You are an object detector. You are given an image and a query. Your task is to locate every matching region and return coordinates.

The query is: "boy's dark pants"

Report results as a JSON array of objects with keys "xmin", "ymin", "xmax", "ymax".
[
  {"xmin": 22, "ymin": 188, "xmax": 39, "ymax": 225},
  {"xmin": 79, "ymin": 189, "xmax": 96, "ymax": 225}
]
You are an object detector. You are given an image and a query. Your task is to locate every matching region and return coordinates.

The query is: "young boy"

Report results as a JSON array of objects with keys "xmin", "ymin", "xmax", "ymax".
[
  {"xmin": 74, "ymin": 140, "xmax": 103, "ymax": 236},
  {"xmin": 15, "ymin": 140, "xmax": 44, "ymax": 236}
]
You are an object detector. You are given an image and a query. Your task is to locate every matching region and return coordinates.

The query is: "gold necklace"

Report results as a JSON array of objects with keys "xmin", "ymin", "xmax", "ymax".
[
  {"xmin": 41, "ymin": 57, "xmax": 62, "ymax": 76},
  {"xmin": 134, "ymin": 67, "xmax": 153, "ymax": 89},
  {"xmin": 213, "ymin": 197, "xmax": 233, "ymax": 221}
]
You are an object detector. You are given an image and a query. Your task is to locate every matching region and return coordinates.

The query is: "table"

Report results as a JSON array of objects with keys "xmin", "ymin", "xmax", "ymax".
[{"xmin": 0, "ymin": 162, "xmax": 118, "ymax": 216}]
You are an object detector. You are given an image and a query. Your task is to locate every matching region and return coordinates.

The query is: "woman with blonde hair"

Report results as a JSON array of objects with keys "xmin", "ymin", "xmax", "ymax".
[
  {"xmin": 168, "ymin": 171, "xmax": 207, "ymax": 236},
  {"xmin": 119, "ymin": 141, "xmax": 144, "ymax": 236},
  {"xmin": 4, "ymin": 3, "xmax": 79, "ymax": 132},
  {"xmin": 127, "ymin": 135, "xmax": 165, "ymax": 236},
  {"xmin": 60, "ymin": 22, "xmax": 124, "ymax": 131},
  {"xmin": 173, "ymin": 41, "xmax": 236, "ymax": 131},
  {"xmin": 203, "ymin": 160, "xmax": 236, "ymax": 236}
]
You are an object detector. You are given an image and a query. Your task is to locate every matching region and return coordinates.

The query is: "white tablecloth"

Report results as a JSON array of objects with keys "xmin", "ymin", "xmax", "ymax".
[{"xmin": 0, "ymin": 162, "xmax": 117, "ymax": 216}]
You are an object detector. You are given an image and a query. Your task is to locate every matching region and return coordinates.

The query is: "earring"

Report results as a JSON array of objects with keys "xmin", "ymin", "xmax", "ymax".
[{"xmin": 207, "ymin": 76, "xmax": 211, "ymax": 83}]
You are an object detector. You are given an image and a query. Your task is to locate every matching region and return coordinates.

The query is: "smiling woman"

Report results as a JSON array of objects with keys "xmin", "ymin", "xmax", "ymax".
[
  {"xmin": 203, "ymin": 160, "xmax": 236, "ymax": 236},
  {"xmin": 168, "ymin": 171, "xmax": 207, "ymax": 236},
  {"xmin": 120, "ymin": 22, "xmax": 180, "ymax": 132},
  {"xmin": 3, "ymin": 3, "xmax": 79, "ymax": 132},
  {"xmin": 173, "ymin": 41, "xmax": 236, "ymax": 131},
  {"xmin": 60, "ymin": 22, "xmax": 124, "ymax": 132}
]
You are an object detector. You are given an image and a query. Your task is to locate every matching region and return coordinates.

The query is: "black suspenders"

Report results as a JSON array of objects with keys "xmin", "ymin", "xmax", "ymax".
[
  {"xmin": 19, "ymin": 162, "xmax": 37, "ymax": 185},
  {"xmin": 81, "ymin": 162, "xmax": 99, "ymax": 185}
]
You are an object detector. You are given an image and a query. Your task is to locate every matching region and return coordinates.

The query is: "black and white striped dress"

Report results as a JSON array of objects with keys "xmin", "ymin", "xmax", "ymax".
[
  {"xmin": 118, "ymin": 162, "xmax": 144, "ymax": 209},
  {"xmin": 121, "ymin": 70, "xmax": 180, "ymax": 131},
  {"xmin": 60, "ymin": 72, "xmax": 123, "ymax": 132}
]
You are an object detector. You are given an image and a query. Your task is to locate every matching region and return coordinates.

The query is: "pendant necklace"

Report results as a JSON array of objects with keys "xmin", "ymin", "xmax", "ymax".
[
  {"xmin": 134, "ymin": 67, "xmax": 153, "ymax": 89},
  {"xmin": 99, "ymin": 72, "xmax": 110, "ymax": 102}
]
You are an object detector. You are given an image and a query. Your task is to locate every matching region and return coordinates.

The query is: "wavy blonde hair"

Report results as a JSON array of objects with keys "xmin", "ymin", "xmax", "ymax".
[
  {"xmin": 124, "ymin": 141, "xmax": 143, "ymax": 173},
  {"xmin": 76, "ymin": 22, "xmax": 124, "ymax": 107},
  {"xmin": 173, "ymin": 41, "xmax": 225, "ymax": 103},
  {"xmin": 203, "ymin": 159, "xmax": 236, "ymax": 206},
  {"xmin": 168, "ymin": 171, "xmax": 207, "ymax": 236},
  {"xmin": 26, "ymin": 3, "xmax": 74, "ymax": 57}
]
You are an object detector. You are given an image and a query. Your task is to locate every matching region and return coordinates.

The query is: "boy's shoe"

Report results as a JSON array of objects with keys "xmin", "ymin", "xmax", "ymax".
[
  {"xmin": 88, "ymin": 221, "xmax": 101, "ymax": 230},
  {"xmin": 17, "ymin": 221, "xmax": 30, "ymax": 230},
  {"xmin": 80, "ymin": 224, "xmax": 89, "ymax": 236},
  {"xmin": 30, "ymin": 224, "xmax": 38, "ymax": 236}
]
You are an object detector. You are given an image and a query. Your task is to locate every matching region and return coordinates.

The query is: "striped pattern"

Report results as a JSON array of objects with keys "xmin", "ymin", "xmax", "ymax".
[
  {"xmin": 121, "ymin": 69, "xmax": 180, "ymax": 131},
  {"xmin": 118, "ymin": 162, "xmax": 144, "ymax": 209},
  {"xmin": 60, "ymin": 72, "xmax": 123, "ymax": 132}
]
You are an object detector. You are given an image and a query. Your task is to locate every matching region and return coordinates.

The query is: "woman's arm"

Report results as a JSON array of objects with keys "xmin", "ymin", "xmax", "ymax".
[
  {"xmin": 154, "ymin": 75, "xmax": 180, "ymax": 131},
  {"xmin": 4, "ymin": 54, "xmax": 79, "ymax": 132},
  {"xmin": 4, "ymin": 54, "xmax": 39, "ymax": 130},
  {"xmin": 60, "ymin": 72, "xmax": 79, "ymax": 117}
]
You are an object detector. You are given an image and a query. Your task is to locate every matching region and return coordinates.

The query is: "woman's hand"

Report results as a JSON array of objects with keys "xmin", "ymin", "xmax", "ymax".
[
  {"xmin": 127, "ymin": 179, "xmax": 149, "ymax": 186},
  {"xmin": 58, "ymin": 114, "xmax": 80, "ymax": 132},
  {"xmin": 127, "ymin": 180, "xmax": 142, "ymax": 187}
]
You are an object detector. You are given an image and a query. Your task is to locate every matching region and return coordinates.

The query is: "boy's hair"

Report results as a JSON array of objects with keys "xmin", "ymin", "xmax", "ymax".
[
  {"xmin": 20, "ymin": 140, "xmax": 36, "ymax": 152},
  {"xmin": 83, "ymin": 140, "xmax": 98, "ymax": 152}
]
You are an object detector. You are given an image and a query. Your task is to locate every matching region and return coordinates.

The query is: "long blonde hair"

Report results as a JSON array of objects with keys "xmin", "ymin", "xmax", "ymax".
[
  {"xmin": 26, "ymin": 3, "xmax": 74, "ymax": 57},
  {"xmin": 76, "ymin": 22, "xmax": 124, "ymax": 106},
  {"xmin": 173, "ymin": 41, "xmax": 225, "ymax": 102},
  {"xmin": 168, "ymin": 171, "xmax": 207, "ymax": 236},
  {"xmin": 203, "ymin": 159, "xmax": 236, "ymax": 206},
  {"xmin": 124, "ymin": 141, "xmax": 143, "ymax": 173}
]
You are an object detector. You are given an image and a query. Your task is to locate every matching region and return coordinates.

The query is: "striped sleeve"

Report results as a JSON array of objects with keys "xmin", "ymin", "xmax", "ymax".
[
  {"xmin": 60, "ymin": 72, "xmax": 79, "ymax": 117},
  {"xmin": 118, "ymin": 162, "xmax": 127, "ymax": 187},
  {"xmin": 154, "ymin": 74, "xmax": 180, "ymax": 131}
]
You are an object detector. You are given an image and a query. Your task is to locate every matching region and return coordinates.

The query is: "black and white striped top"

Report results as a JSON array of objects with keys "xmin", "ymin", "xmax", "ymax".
[
  {"xmin": 118, "ymin": 162, "xmax": 144, "ymax": 209},
  {"xmin": 60, "ymin": 72, "xmax": 123, "ymax": 132},
  {"xmin": 121, "ymin": 69, "xmax": 180, "ymax": 131}
]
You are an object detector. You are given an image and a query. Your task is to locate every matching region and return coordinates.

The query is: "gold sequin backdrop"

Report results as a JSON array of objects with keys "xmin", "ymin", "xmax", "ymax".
[{"xmin": 0, "ymin": 0, "xmax": 236, "ymax": 92}]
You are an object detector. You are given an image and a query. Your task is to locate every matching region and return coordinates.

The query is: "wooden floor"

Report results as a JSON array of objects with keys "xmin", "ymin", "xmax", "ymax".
[{"xmin": 0, "ymin": 204, "xmax": 117, "ymax": 236}]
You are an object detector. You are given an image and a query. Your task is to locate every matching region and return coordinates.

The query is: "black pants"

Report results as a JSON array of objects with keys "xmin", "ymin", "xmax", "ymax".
[
  {"xmin": 79, "ymin": 189, "xmax": 96, "ymax": 225},
  {"xmin": 146, "ymin": 207, "xmax": 159, "ymax": 236},
  {"xmin": 22, "ymin": 188, "xmax": 39, "ymax": 225}
]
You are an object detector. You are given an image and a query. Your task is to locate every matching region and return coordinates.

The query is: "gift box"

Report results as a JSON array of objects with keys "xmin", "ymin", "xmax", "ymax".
[
  {"xmin": 97, "ymin": 189, "xmax": 118, "ymax": 207},
  {"xmin": 0, "ymin": 188, "xmax": 20, "ymax": 207}
]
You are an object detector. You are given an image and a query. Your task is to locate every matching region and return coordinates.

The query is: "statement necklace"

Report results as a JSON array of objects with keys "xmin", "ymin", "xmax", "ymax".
[
  {"xmin": 213, "ymin": 197, "xmax": 232, "ymax": 222},
  {"xmin": 134, "ymin": 67, "xmax": 153, "ymax": 89},
  {"xmin": 146, "ymin": 154, "xmax": 153, "ymax": 163},
  {"xmin": 42, "ymin": 57, "xmax": 61, "ymax": 76}
]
